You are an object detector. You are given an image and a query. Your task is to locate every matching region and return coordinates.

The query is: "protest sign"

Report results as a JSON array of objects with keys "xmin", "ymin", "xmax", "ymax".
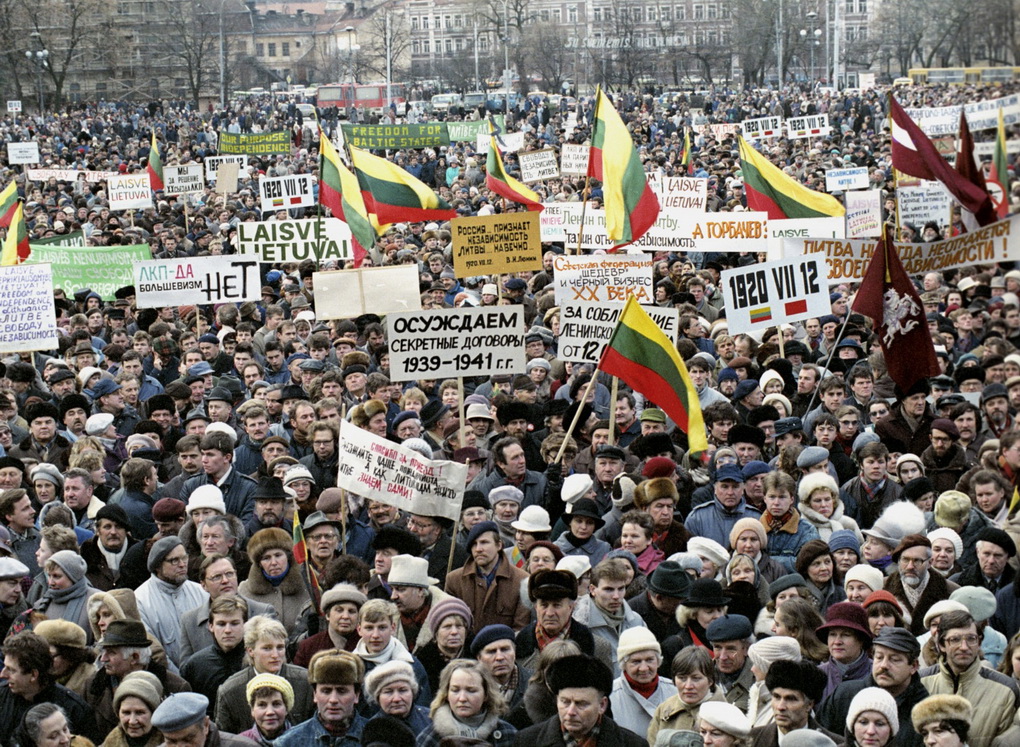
[
  {"xmin": 553, "ymin": 254, "xmax": 653, "ymax": 305},
  {"xmin": 477, "ymin": 131, "xmax": 523, "ymax": 155},
  {"xmin": 904, "ymin": 93, "xmax": 1020, "ymax": 135},
  {"xmin": 897, "ymin": 182, "xmax": 952, "ymax": 229},
  {"xmin": 314, "ymin": 265, "xmax": 422, "ymax": 319},
  {"xmin": 336, "ymin": 420, "xmax": 467, "ymax": 521},
  {"xmin": 655, "ymin": 177, "xmax": 707, "ymax": 211},
  {"xmin": 539, "ymin": 202, "xmax": 569, "ymax": 241},
  {"xmin": 108, "ymin": 174, "xmax": 151, "ymax": 210},
  {"xmin": 766, "ymin": 217, "xmax": 845, "ymax": 261},
  {"xmin": 784, "ymin": 214, "xmax": 1019, "ymax": 281},
  {"xmin": 342, "ymin": 122, "xmax": 448, "ymax": 149},
  {"xmin": 25, "ymin": 169, "xmax": 118, "ymax": 183},
  {"xmin": 518, "ymin": 149, "xmax": 559, "ymax": 183},
  {"xmin": 258, "ymin": 174, "xmax": 315, "ymax": 212},
  {"xmin": 446, "ymin": 116, "xmax": 505, "ymax": 141},
  {"xmin": 740, "ymin": 116, "xmax": 782, "ymax": 140},
  {"xmin": 217, "ymin": 130, "xmax": 291, "ymax": 155},
  {"xmin": 238, "ymin": 218, "xmax": 353, "ymax": 263},
  {"xmin": 33, "ymin": 230, "xmax": 86, "ymax": 247},
  {"xmin": 720, "ymin": 256, "xmax": 829, "ymax": 335},
  {"xmin": 560, "ymin": 144, "xmax": 590, "ymax": 176},
  {"xmin": 559, "ymin": 302, "xmax": 678, "ymax": 365},
  {"xmin": 976, "ymin": 140, "xmax": 1020, "ymax": 156},
  {"xmin": 6, "ymin": 101, "xmax": 20, "ymax": 113},
  {"xmin": 134, "ymin": 256, "xmax": 260, "ymax": 308},
  {"xmin": 215, "ymin": 163, "xmax": 239, "ymax": 193},
  {"xmin": 845, "ymin": 190, "xmax": 884, "ymax": 238},
  {"xmin": 825, "ymin": 166, "xmax": 870, "ymax": 192},
  {"xmin": 451, "ymin": 212, "xmax": 542, "ymax": 276},
  {"xmin": 7, "ymin": 142, "xmax": 39, "ymax": 165},
  {"xmin": 694, "ymin": 122, "xmax": 740, "ymax": 140},
  {"xmin": 163, "ymin": 165, "xmax": 205, "ymax": 196},
  {"xmin": 0, "ymin": 263, "xmax": 57, "ymax": 354},
  {"xmin": 27, "ymin": 243, "xmax": 149, "ymax": 299},
  {"xmin": 786, "ymin": 114, "xmax": 831, "ymax": 139},
  {"xmin": 386, "ymin": 306, "xmax": 525, "ymax": 380},
  {"xmin": 204, "ymin": 155, "xmax": 249, "ymax": 183}
]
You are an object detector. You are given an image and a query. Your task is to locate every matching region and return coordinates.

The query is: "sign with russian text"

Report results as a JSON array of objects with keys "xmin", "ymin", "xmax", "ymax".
[
  {"xmin": 825, "ymin": 167, "xmax": 870, "ymax": 192},
  {"xmin": 741, "ymin": 116, "xmax": 782, "ymax": 140},
  {"xmin": 204, "ymin": 155, "xmax": 249, "ymax": 183},
  {"xmin": 27, "ymin": 243, "xmax": 149, "ymax": 300},
  {"xmin": 6, "ymin": 101, "xmax": 20, "ymax": 113},
  {"xmin": 163, "ymin": 164, "xmax": 205, "ymax": 196},
  {"xmin": 786, "ymin": 114, "xmax": 831, "ymax": 139},
  {"xmin": 7, "ymin": 142, "xmax": 39, "ymax": 165},
  {"xmin": 386, "ymin": 307, "xmax": 525, "ymax": 380},
  {"xmin": 518, "ymin": 149, "xmax": 559, "ymax": 183},
  {"xmin": 313, "ymin": 265, "xmax": 422, "ymax": 319},
  {"xmin": 217, "ymin": 130, "xmax": 291, "ymax": 155},
  {"xmin": 133, "ymin": 256, "xmax": 260, "ymax": 308},
  {"xmin": 451, "ymin": 212, "xmax": 541, "ymax": 276},
  {"xmin": 654, "ymin": 177, "xmax": 707, "ymax": 211},
  {"xmin": 108, "ymin": 174, "xmax": 151, "ymax": 210},
  {"xmin": 258, "ymin": 174, "xmax": 315, "ymax": 212},
  {"xmin": 559, "ymin": 302, "xmax": 678, "ymax": 364},
  {"xmin": 446, "ymin": 116, "xmax": 505, "ymax": 141},
  {"xmin": 238, "ymin": 218, "xmax": 353, "ymax": 263},
  {"xmin": 720, "ymin": 257, "xmax": 829, "ymax": 334},
  {"xmin": 783, "ymin": 214, "xmax": 1020, "ymax": 281},
  {"xmin": 553, "ymin": 254, "xmax": 653, "ymax": 305},
  {"xmin": 0, "ymin": 263, "xmax": 57, "ymax": 353},
  {"xmin": 336, "ymin": 420, "xmax": 467, "ymax": 522},
  {"xmin": 845, "ymin": 190, "xmax": 883, "ymax": 239},
  {"xmin": 560, "ymin": 144, "xmax": 590, "ymax": 176}
]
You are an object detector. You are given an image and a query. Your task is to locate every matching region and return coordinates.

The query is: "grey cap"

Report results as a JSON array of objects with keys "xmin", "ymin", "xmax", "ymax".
[
  {"xmin": 872, "ymin": 626, "xmax": 921, "ymax": 660},
  {"xmin": 0, "ymin": 556, "xmax": 28, "ymax": 581},
  {"xmin": 796, "ymin": 445, "xmax": 830, "ymax": 469},
  {"xmin": 147, "ymin": 536, "xmax": 183, "ymax": 574},
  {"xmin": 151, "ymin": 692, "xmax": 210, "ymax": 733}
]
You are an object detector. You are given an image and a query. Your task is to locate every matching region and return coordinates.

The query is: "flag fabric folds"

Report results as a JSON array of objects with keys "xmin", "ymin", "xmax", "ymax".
[
  {"xmin": 349, "ymin": 146, "xmax": 455, "ymax": 223},
  {"xmin": 889, "ymin": 94, "xmax": 994, "ymax": 222},
  {"xmin": 292, "ymin": 509, "xmax": 321, "ymax": 609},
  {"xmin": 486, "ymin": 121, "xmax": 543, "ymax": 211},
  {"xmin": 954, "ymin": 110, "xmax": 997, "ymax": 229},
  {"xmin": 587, "ymin": 87, "xmax": 660, "ymax": 248},
  {"xmin": 851, "ymin": 231, "xmax": 940, "ymax": 393},
  {"xmin": 0, "ymin": 202, "xmax": 30, "ymax": 266},
  {"xmin": 146, "ymin": 131, "xmax": 164, "ymax": 192},
  {"xmin": 599, "ymin": 297, "xmax": 708, "ymax": 454},
  {"xmin": 738, "ymin": 135, "xmax": 846, "ymax": 220},
  {"xmin": 319, "ymin": 129, "xmax": 372, "ymax": 267},
  {"xmin": 682, "ymin": 129, "xmax": 693, "ymax": 175},
  {"xmin": 0, "ymin": 181, "xmax": 18, "ymax": 228},
  {"xmin": 991, "ymin": 109, "xmax": 1011, "ymax": 220}
]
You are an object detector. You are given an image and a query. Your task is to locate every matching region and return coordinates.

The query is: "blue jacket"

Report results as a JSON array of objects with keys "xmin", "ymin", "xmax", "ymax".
[
  {"xmin": 117, "ymin": 488, "xmax": 158, "ymax": 540},
  {"xmin": 684, "ymin": 499, "xmax": 762, "ymax": 548},
  {"xmin": 182, "ymin": 468, "xmax": 258, "ymax": 522},
  {"xmin": 764, "ymin": 510, "xmax": 820, "ymax": 572},
  {"xmin": 275, "ymin": 712, "xmax": 367, "ymax": 747}
]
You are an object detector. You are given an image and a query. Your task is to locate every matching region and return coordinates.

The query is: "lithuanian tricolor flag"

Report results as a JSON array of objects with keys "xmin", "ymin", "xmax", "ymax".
[
  {"xmin": 349, "ymin": 146, "xmax": 455, "ymax": 223},
  {"xmin": 682, "ymin": 129, "xmax": 693, "ymax": 175},
  {"xmin": 0, "ymin": 202, "xmax": 30, "ymax": 266},
  {"xmin": 992, "ymin": 109, "xmax": 1011, "ymax": 219},
  {"xmin": 599, "ymin": 297, "xmax": 708, "ymax": 454},
  {"xmin": 486, "ymin": 121, "xmax": 542, "ymax": 211},
  {"xmin": 319, "ymin": 129, "xmax": 373, "ymax": 267},
  {"xmin": 0, "ymin": 181, "xmax": 18, "ymax": 228},
  {"xmin": 588, "ymin": 87, "xmax": 660, "ymax": 248},
  {"xmin": 738, "ymin": 135, "xmax": 845, "ymax": 220},
  {"xmin": 146, "ymin": 131, "xmax": 164, "ymax": 192}
]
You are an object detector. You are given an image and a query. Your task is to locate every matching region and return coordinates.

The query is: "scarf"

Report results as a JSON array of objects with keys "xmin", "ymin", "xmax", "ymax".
[
  {"xmin": 353, "ymin": 635, "xmax": 414, "ymax": 666},
  {"xmin": 563, "ymin": 714, "xmax": 602, "ymax": 747},
  {"xmin": 99, "ymin": 542, "xmax": 127, "ymax": 574},
  {"xmin": 869, "ymin": 554, "xmax": 893, "ymax": 572},
  {"xmin": 37, "ymin": 576, "xmax": 89, "ymax": 627},
  {"xmin": 262, "ymin": 566, "xmax": 290, "ymax": 588},
  {"xmin": 400, "ymin": 600, "xmax": 431, "ymax": 644},
  {"xmin": 598, "ymin": 603, "xmax": 626, "ymax": 634},
  {"xmin": 536, "ymin": 621, "xmax": 570, "ymax": 651},
  {"xmin": 901, "ymin": 573, "xmax": 929, "ymax": 610},
  {"xmin": 498, "ymin": 666, "xmax": 520, "ymax": 703},
  {"xmin": 624, "ymin": 672, "xmax": 659, "ymax": 699},
  {"xmin": 762, "ymin": 510, "xmax": 794, "ymax": 534},
  {"xmin": 430, "ymin": 704, "xmax": 501, "ymax": 741},
  {"xmin": 509, "ymin": 546, "xmax": 526, "ymax": 569},
  {"xmin": 563, "ymin": 532, "xmax": 589, "ymax": 548}
]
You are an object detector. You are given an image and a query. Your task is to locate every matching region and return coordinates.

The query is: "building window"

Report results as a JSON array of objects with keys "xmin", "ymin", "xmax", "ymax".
[
  {"xmin": 268, "ymin": 43, "xmax": 276, "ymax": 56},
  {"xmin": 858, "ymin": 0, "xmax": 867, "ymax": 12},
  {"xmin": 676, "ymin": 5, "xmax": 685, "ymax": 19},
  {"xmin": 660, "ymin": 6, "xmax": 671, "ymax": 21},
  {"xmin": 256, "ymin": 43, "xmax": 264, "ymax": 56},
  {"xmin": 540, "ymin": 9, "xmax": 549, "ymax": 21},
  {"xmin": 422, "ymin": 39, "xmax": 430, "ymax": 53},
  {"xmin": 444, "ymin": 14, "xmax": 451, "ymax": 28},
  {"xmin": 707, "ymin": 4, "xmax": 716, "ymax": 18},
  {"xmin": 413, "ymin": 40, "xmax": 421, "ymax": 54},
  {"xmin": 445, "ymin": 38, "xmax": 452, "ymax": 52},
  {"xmin": 593, "ymin": 7, "xmax": 601, "ymax": 20},
  {"xmin": 422, "ymin": 15, "xmax": 429, "ymax": 28},
  {"xmin": 693, "ymin": 5, "xmax": 703, "ymax": 19},
  {"xmin": 553, "ymin": 8, "xmax": 561, "ymax": 21},
  {"xmin": 568, "ymin": 6, "xmax": 577, "ymax": 22},
  {"xmin": 455, "ymin": 38, "xmax": 463, "ymax": 50},
  {"xmin": 454, "ymin": 13, "xmax": 462, "ymax": 26},
  {"xmin": 282, "ymin": 42, "xmax": 290, "ymax": 56},
  {"xmin": 411, "ymin": 16, "xmax": 419, "ymax": 29},
  {"xmin": 479, "ymin": 36, "xmax": 489, "ymax": 50}
]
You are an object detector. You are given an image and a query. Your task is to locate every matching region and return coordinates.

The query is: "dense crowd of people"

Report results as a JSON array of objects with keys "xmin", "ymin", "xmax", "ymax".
[{"xmin": 0, "ymin": 77, "xmax": 1014, "ymax": 747}]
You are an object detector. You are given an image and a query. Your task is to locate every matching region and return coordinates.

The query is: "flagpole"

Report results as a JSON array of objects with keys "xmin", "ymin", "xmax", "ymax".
[
  {"xmin": 556, "ymin": 367, "xmax": 600, "ymax": 463},
  {"xmin": 340, "ymin": 488, "xmax": 348, "ymax": 555},
  {"xmin": 446, "ymin": 518, "xmax": 461, "ymax": 580},
  {"xmin": 800, "ymin": 310, "xmax": 855, "ymax": 416},
  {"xmin": 607, "ymin": 376, "xmax": 619, "ymax": 445},
  {"xmin": 575, "ymin": 87, "xmax": 600, "ymax": 256}
]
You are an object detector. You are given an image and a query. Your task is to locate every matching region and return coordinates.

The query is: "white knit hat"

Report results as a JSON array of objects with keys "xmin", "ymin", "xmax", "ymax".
[
  {"xmin": 699, "ymin": 701, "xmax": 751, "ymax": 739},
  {"xmin": 687, "ymin": 536, "xmax": 730, "ymax": 570},
  {"xmin": 846, "ymin": 686, "xmax": 899, "ymax": 735},
  {"xmin": 844, "ymin": 564, "xmax": 885, "ymax": 594},
  {"xmin": 186, "ymin": 485, "xmax": 226, "ymax": 515},
  {"xmin": 927, "ymin": 527, "xmax": 963, "ymax": 559},
  {"xmin": 616, "ymin": 626, "xmax": 661, "ymax": 664},
  {"xmin": 748, "ymin": 635, "xmax": 801, "ymax": 673},
  {"xmin": 922, "ymin": 600, "xmax": 968, "ymax": 629}
]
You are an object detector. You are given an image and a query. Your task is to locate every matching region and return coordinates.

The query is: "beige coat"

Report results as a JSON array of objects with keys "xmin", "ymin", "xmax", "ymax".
[
  {"xmin": 647, "ymin": 689, "xmax": 726, "ymax": 745},
  {"xmin": 238, "ymin": 563, "xmax": 311, "ymax": 629}
]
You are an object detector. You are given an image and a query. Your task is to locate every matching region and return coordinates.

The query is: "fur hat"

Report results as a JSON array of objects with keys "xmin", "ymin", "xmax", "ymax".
[
  {"xmin": 496, "ymin": 401, "xmax": 532, "ymax": 426},
  {"xmin": 308, "ymin": 649, "xmax": 364, "ymax": 686},
  {"xmin": 612, "ymin": 474, "xmax": 637, "ymax": 511},
  {"xmin": 634, "ymin": 477, "xmax": 678, "ymax": 510},
  {"xmin": 766, "ymin": 659, "xmax": 827, "ymax": 703},
  {"xmin": 34, "ymin": 619, "xmax": 87, "ymax": 649},
  {"xmin": 911, "ymin": 694, "xmax": 972, "ymax": 733},
  {"xmin": 372, "ymin": 525, "xmax": 422, "ymax": 556},
  {"xmin": 798, "ymin": 472, "xmax": 839, "ymax": 504},
  {"xmin": 863, "ymin": 501, "xmax": 926, "ymax": 548},
  {"xmin": 547, "ymin": 654, "xmax": 613, "ymax": 696},
  {"xmin": 341, "ymin": 351, "xmax": 371, "ymax": 370},
  {"xmin": 364, "ymin": 660, "xmax": 418, "ymax": 703},
  {"xmin": 246, "ymin": 528, "xmax": 292, "ymax": 565}
]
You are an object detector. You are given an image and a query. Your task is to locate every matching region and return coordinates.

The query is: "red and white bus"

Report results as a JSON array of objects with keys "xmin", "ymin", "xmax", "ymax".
[{"xmin": 316, "ymin": 83, "xmax": 407, "ymax": 117}]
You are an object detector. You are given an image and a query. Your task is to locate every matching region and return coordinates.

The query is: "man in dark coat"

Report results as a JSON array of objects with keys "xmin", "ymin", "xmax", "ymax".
[
  {"xmin": 749, "ymin": 660, "xmax": 840, "ymax": 747},
  {"xmin": 884, "ymin": 535, "xmax": 959, "ymax": 636},
  {"xmin": 79, "ymin": 504, "xmax": 138, "ymax": 591},
  {"xmin": 628, "ymin": 561, "xmax": 690, "ymax": 642},
  {"xmin": 512, "ymin": 654, "xmax": 646, "ymax": 747}
]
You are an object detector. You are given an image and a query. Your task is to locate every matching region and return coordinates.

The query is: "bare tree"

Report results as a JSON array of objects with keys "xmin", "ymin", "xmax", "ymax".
[{"xmin": 524, "ymin": 24, "xmax": 572, "ymax": 93}]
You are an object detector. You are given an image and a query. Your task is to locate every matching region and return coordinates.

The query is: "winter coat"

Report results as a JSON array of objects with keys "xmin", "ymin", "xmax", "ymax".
[
  {"xmin": 238, "ymin": 563, "xmax": 310, "ymax": 630},
  {"xmin": 884, "ymin": 569, "xmax": 959, "ymax": 635},
  {"xmin": 876, "ymin": 404, "xmax": 934, "ymax": 457},
  {"xmin": 182, "ymin": 467, "xmax": 258, "ymax": 522},
  {"xmin": 610, "ymin": 676, "xmax": 678, "ymax": 739},
  {"xmin": 553, "ymin": 532, "xmax": 612, "ymax": 566},
  {"xmin": 79, "ymin": 535, "xmax": 138, "ymax": 591},
  {"xmin": 841, "ymin": 476, "xmax": 904, "ymax": 531},
  {"xmin": 719, "ymin": 658, "xmax": 756, "ymax": 713},
  {"xmin": 819, "ymin": 672, "xmax": 930, "ymax": 747},
  {"xmin": 628, "ymin": 591, "xmax": 681, "ymax": 641},
  {"xmin": 921, "ymin": 443, "xmax": 970, "ymax": 494},
  {"xmin": 470, "ymin": 467, "xmax": 548, "ymax": 508},
  {"xmin": 273, "ymin": 712, "xmax": 367, "ymax": 747},
  {"xmin": 444, "ymin": 556, "xmax": 531, "ymax": 634},
  {"xmin": 570, "ymin": 595, "xmax": 645, "ymax": 675},
  {"xmin": 819, "ymin": 653, "xmax": 872, "ymax": 701},
  {"xmin": 799, "ymin": 501, "xmax": 864, "ymax": 543},
  {"xmin": 515, "ymin": 619, "xmax": 615, "ymax": 674},
  {"xmin": 134, "ymin": 575, "xmax": 209, "ymax": 672},
  {"xmin": 762, "ymin": 509, "xmax": 820, "ymax": 572},
  {"xmin": 512, "ymin": 714, "xmax": 647, "ymax": 747},
  {"xmin": 921, "ymin": 657, "xmax": 1019, "ymax": 747},
  {"xmin": 215, "ymin": 663, "xmax": 313, "ymax": 734},
  {"xmin": 684, "ymin": 498, "xmax": 762, "ymax": 548},
  {"xmin": 101, "ymin": 726, "xmax": 161, "ymax": 747},
  {"xmin": 10, "ymin": 433, "xmax": 72, "ymax": 469},
  {"xmin": 84, "ymin": 659, "xmax": 189, "ymax": 738},
  {"xmin": 647, "ymin": 689, "xmax": 726, "ymax": 745},
  {"xmin": 415, "ymin": 706, "xmax": 516, "ymax": 747},
  {"xmin": 178, "ymin": 594, "xmax": 279, "ymax": 663}
]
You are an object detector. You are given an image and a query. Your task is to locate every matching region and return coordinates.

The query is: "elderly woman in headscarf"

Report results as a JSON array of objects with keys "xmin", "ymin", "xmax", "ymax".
[
  {"xmin": 34, "ymin": 620, "xmax": 95, "ymax": 697},
  {"xmin": 31, "ymin": 551, "xmax": 100, "ymax": 641},
  {"xmin": 101, "ymin": 672, "xmax": 164, "ymax": 747}
]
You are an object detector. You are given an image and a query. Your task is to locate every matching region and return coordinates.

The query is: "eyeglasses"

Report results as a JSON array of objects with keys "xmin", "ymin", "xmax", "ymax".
[
  {"xmin": 164, "ymin": 555, "xmax": 188, "ymax": 566},
  {"xmin": 944, "ymin": 634, "xmax": 980, "ymax": 647},
  {"xmin": 207, "ymin": 571, "xmax": 237, "ymax": 583},
  {"xmin": 899, "ymin": 556, "xmax": 929, "ymax": 567}
]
